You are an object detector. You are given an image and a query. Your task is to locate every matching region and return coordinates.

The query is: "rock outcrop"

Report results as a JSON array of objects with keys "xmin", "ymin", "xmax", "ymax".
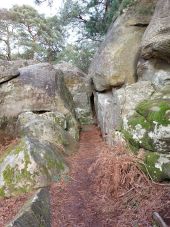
[
  {"xmin": 122, "ymin": 85, "xmax": 170, "ymax": 152},
  {"xmin": 89, "ymin": 0, "xmax": 155, "ymax": 91},
  {"xmin": 0, "ymin": 61, "xmax": 79, "ymax": 197},
  {"xmin": 141, "ymin": 0, "xmax": 170, "ymax": 62},
  {"xmin": 54, "ymin": 62, "xmax": 93, "ymax": 124},
  {"xmin": 0, "ymin": 63, "xmax": 78, "ymax": 136},
  {"xmin": 89, "ymin": 0, "xmax": 170, "ymax": 181}
]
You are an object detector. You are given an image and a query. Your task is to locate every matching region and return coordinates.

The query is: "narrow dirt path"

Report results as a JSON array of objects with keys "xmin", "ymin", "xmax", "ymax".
[
  {"xmin": 50, "ymin": 125, "xmax": 110, "ymax": 227},
  {"xmin": 50, "ymin": 125, "xmax": 170, "ymax": 227}
]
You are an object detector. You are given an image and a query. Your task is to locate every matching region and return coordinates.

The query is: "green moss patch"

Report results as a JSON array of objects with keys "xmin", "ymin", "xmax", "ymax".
[
  {"xmin": 143, "ymin": 152, "xmax": 170, "ymax": 181},
  {"xmin": 121, "ymin": 96, "xmax": 170, "ymax": 153},
  {"xmin": 136, "ymin": 100, "xmax": 170, "ymax": 126}
]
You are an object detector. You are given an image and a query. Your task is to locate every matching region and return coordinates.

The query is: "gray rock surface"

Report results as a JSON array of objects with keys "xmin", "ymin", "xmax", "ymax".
[
  {"xmin": 137, "ymin": 58, "xmax": 170, "ymax": 88},
  {"xmin": 116, "ymin": 81, "xmax": 155, "ymax": 122},
  {"xmin": 17, "ymin": 111, "xmax": 78, "ymax": 155},
  {"xmin": 141, "ymin": 0, "xmax": 170, "ymax": 62},
  {"xmin": 0, "ymin": 60, "xmax": 37, "ymax": 84},
  {"xmin": 94, "ymin": 81, "xmax": 154, "ymax": 145},
  {"xmin": 54, "ymin": 62, "xmax": 93, "ymax": 124},
  {"xmin": 122, "ymin": 85, "xmax": 170, "ymax": 153},
  {"xmin": 0, "ymin": 63, "xmax": 78, "ymax": 137},
  {"xmin": 94, "ymin": 91, "xmax": 121, "ymax": 145},
  {"xmin": 89, "ymin": 0, "xmax": 156, "ymax": 91},
  {"xmin": 7, "ymin": 188, "xmax": 50, "ymax": 227},
  {"xmin": 0, "ymin": 136, "xmax": 68, "ymax": 197}
]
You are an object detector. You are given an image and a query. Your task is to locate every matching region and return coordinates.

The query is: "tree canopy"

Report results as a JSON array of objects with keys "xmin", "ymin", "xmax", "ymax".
[
  {"xmin": 0, "ymin": 5, "xmax": 64, "ymax": 61},
  {"xmin": 0, "ymin": 0, "xmax": 133, "ymax": 71}
]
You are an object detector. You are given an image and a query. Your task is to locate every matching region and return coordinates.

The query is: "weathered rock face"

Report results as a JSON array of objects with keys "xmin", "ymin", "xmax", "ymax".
[
  {"xmin": 89, "ymin": 0, "xmax": 156, "ymax": 91},
  {"xmin": 0, "ymin": 62, "xmax": 80, "ymax": 197},
  {"xmin": 0, "ymin": 63, "xmax": 78, "ymax": 136},
  {"xmin": 94, "ymin": 91, "xmax": 121, "ymax": 145},
  {"xmin": 0, "ymin": 60, "xmax": 37, "ymax": 84},
  {"xmin": 94, "ymin": 81, "xmax": 154, "ymax": 145},
  {"xmin": 7, "ymin": 188, "xmax": 50, "ymax": 227},
  {"xmin": 137, "ymin": 58, "xmax": 170, "ymax": 88},
  {"xmin": 134, "ymin": 0, "xmax": 170, "ymax": 181},
  {"xmin": 122, "ymin": 85, "xmax": 170, "ymax": 154},
  {"xmin": 54, "ymin": 62, "xmax": 93, "ymax": 124},
  {"xmin": 17, "ymin": 111, "xmax": 78, "ymax": 155},
  {"xmin": 116, "ymin": 81, "xmax": 155, "ymax": 120},
  {"xmin": 141, "ymin": 0, "xmax": 170, "ymax": 62},
  {"xmin": 0, "ymin": 136, "xmax": 68, "ymax": 197}
]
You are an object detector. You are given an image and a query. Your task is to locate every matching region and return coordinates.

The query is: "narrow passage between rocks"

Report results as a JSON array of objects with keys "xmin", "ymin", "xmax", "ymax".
[
  {"xmin": 50, "ymin": 125, "xmax": 170, "ymax": 227},
  {"xmin": 50, "ymin": 125, "xmax": 107, "ymax": 226}
]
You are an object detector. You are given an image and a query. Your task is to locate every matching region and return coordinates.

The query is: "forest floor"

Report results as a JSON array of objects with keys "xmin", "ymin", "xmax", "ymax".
[
  {"xmin": 0, "ymin": 126, "xmax": 170, "ymax": 226},
  {"xmin": 50, "ymin": 125, "xmax": 170, "ymax": 227}
]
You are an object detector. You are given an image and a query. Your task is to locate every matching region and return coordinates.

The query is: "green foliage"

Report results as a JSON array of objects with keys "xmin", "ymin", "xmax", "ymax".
[
  {"xmin": 59, "ymin": 0, "xmax": 137, "ymax": 41},
  {"xmin": 0, "ymin": 5, "xmax": 64, "ymax": 61},
  {"xmin": 56, "ymin": 43, "xmax": 96, "ymax": 73},
  {"xmin": 59, "ymin": 0, "xmax": 123, "ymax": 41},
  {"xmin": 0, "ymin": 9, "xmax": 16, "ymax": 60},
  {"xmin": 121, "ymin": 0, "xmax": 135, "ymax": 8}
]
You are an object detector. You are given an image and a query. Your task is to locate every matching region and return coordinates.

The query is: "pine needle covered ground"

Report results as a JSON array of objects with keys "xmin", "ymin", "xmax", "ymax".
[{"xmin": 50, "ymin": 125, "xmax": 170, "ymax": 227}]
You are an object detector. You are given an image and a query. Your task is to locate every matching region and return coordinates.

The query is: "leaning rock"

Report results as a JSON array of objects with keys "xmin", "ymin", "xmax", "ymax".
[
  {"xmin": 89, "ymin": 0, "xmax": 155, "ymax": 91},
  {"xmin": 17, "ymin": 111, "xmax": 78, "ymax": 155},
  {"xmin": 0, "ymin": 137, "xmax": 68, "ymax": 197},
  {"xmin": 54, "ymin": 62, "xmax": 93, "ymax": 124},
  {"xmin": 141, "ymin": 0, "xmax": 170, "ymax": 62},
  {"xmin": 7, "ymin": 188, "xmax": 50, "ymax": 227},
  {"xmin": 0, "ymin": 63, "xmax": 79, "ymax": 138}
]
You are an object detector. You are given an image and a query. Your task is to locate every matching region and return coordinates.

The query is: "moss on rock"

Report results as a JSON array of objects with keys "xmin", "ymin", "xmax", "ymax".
[
  {"xmin": 144, "ymin": 152, "xmax": 170, "ymax": 181},
  {"xmin": 136, "ymin": 100, "xmax": 170, "ymax": 126},
  {"xmin": 0, "ymin": 137, "xmax": 68, "ymax": 197},
  {"xmin": 122, "ymin": 91, "xmax": 170, "ymax": 153}
]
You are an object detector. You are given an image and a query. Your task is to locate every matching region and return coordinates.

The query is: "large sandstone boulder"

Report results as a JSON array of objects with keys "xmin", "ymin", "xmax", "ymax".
[
  {"xmin": 0, "ymin": 136, "xmax": 68, "ymax": 197},
  {"xmin": 17, "ymin": 111, "xmax": 78, "ymax": 155},
  {"xmin": 54, "ymin": 62, "xmax": 93, "ymax": 124},
  {"xmin": 141, "ymin": 0, "xmax": 170, "ymax": 62},
  {"xmin": 89, "ymin": 0, "xmax": 156, "ymax": 91},
  {"xmin": 120, "ymin": 84, "xmax": 170, "ymax": 181},
  {"xmin": 0, "ymin": 63, "xmax": 78, "ymax": 137},
  {"xmin": 0, "ymin": 62, "xmax": 80, "ymax": 197}
]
